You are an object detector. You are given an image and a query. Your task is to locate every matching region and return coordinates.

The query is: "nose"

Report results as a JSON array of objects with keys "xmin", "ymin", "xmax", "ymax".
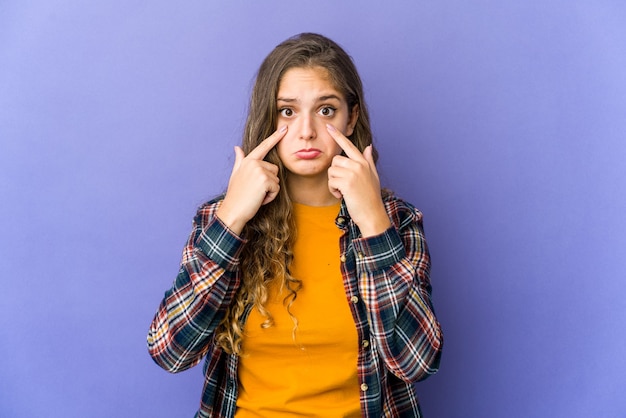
[{"xmin": 298, "ymin": 114, "xmax": 316, "ymax": 140}]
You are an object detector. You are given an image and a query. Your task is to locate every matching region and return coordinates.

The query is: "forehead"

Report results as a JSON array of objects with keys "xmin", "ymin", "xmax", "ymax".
[{"xmin": 277, "ymin": 66, "xmax": 343, "ymax": 98}]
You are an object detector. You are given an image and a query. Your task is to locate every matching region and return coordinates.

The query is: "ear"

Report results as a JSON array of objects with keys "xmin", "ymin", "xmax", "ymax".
[{"xmin": 345, "ymin": 104, "xmax": 359, "ymax": 137}]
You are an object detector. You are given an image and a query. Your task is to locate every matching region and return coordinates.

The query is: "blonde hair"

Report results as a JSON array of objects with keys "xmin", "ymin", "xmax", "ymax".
[{"xmin": 214, "ymin": 33, "xmax": 376, "ymax": 355}]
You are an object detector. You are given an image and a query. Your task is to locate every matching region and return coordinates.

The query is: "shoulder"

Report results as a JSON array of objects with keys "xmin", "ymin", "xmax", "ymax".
[{"xmin": 382, "ymin": 192, "xmax": 424, "ymax": 230}]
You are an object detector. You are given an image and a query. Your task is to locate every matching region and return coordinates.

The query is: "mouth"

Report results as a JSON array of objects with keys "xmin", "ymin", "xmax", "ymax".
[{"xmin": 294, "ymin": 148, "xmax": 322, "ymax": 160}]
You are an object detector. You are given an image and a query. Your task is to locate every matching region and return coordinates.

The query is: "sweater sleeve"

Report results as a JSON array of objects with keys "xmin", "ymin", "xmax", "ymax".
[
  {"xmin": 352, "ymin": 198, "xmax": 443, "ymax": 382},
  {"xmin": 147, "ymin": 200, "xmax": 245, "ymax": 373}
]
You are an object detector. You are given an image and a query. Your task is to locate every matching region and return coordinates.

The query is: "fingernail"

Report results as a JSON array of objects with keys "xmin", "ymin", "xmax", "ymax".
[
  {"xmin": 326, "ymin": 124, "xmax": 336, "ymax": 132},
  {"xmin": 279, "ymin": 125, "xmax": 287, "ymax": 133}
]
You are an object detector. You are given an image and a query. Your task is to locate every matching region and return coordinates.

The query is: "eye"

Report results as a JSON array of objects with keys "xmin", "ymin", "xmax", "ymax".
[
  {"xmin": 279, "ymin": 108, "xmax": 294, "ymax": 117},
  {"xmin": 319, "ymin": 106, "xmax": 336, "ymax": 117}
]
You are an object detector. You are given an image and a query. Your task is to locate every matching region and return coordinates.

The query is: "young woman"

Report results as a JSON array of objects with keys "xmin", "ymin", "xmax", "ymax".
[{"xmin": 148, "ymin": 32, "xmax": 443, "ymax": 418}]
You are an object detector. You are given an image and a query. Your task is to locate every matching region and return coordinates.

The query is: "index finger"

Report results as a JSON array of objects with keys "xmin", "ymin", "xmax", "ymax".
[
  {"xmin": 326, "ymin": 123, "xmax": 362, "ymax": 160},
  {"xmin": 247, "ymin": 125, "xmax": 288, "ymax": 160}
]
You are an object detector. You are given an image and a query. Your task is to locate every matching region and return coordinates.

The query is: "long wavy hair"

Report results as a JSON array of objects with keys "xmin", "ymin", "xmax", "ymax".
[{"xmin": 214, "ymin": 33, "xmax": 377, "ymax": 355}]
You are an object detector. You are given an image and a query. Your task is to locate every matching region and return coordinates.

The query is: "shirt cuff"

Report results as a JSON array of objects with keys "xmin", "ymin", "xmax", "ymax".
[
  {"xmin": 195, "ymin": 217, "xmax": 246, "ymax": 272},
  {"xmin": 352, "ymin": 226, "xmax": 406, "ymax": 272}
]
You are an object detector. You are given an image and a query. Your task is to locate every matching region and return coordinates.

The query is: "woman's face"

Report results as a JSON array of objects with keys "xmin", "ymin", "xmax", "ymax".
[{"xmin": 275, "ymin": 66, "xmax": 358, "ymax": 182}]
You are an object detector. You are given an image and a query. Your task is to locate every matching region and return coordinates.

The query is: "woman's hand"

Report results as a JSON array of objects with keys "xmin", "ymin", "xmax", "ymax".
[
  {"xmin": 326, "ymin": 124, "xmax": 391, "ymax": 237},
  {"xmin": 217, "ymin": 126, "xmax": 288, "ymax": 235}
]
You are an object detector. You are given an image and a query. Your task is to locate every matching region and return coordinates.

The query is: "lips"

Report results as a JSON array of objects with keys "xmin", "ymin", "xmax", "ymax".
[{"xmin": 294, "ymin": 148, "xmax": 322, "ymax": 159}]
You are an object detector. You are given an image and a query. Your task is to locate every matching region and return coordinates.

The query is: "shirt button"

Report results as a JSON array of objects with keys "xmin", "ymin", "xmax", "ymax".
[
  {"xmin": 361, "ymin": 383, "xmax": 368, "ymax": 392},
  {"xmin": 340, "ymin": 254, "xmax": 347, "ymax": 262},
  {"xmin": 351, "ymin": 296, "xmax": 359, "ymax": 304},
  {"xmin": 362, "ymin": 340, "xmax": 369, "ymax": 348},
  {"xmin": 357, "ymin": 251, "xmax": 364, "ymax": 259},
  {"xmin": 337, "ymin": 216, "xmax": 347, "ymax": 225}
]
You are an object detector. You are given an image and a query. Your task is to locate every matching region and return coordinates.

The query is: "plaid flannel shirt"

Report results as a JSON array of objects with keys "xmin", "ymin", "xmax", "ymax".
[{"xmin": 148, "ymin": 195, "xmax": 443, "ymax": 417}]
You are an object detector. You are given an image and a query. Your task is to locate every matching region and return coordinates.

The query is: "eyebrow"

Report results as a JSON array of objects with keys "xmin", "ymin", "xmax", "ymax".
[{"xmin": 276, "ymin": 94, "xmax": 342, "ymax": 103}]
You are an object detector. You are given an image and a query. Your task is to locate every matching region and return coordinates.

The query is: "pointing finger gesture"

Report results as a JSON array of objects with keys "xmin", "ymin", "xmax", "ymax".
[
  {"xmin": 217, "ymin": 126, "xmax": 288, "ymax": 234},
  {"xmin": 326, "ymin": 124, "xmax": 391, "ymax": 237}
]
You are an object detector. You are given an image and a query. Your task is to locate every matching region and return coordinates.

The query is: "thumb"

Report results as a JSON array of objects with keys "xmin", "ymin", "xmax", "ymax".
[
  {"xmin": 363, "ymin": 145, "xmax": 376, "ymax": 167},
  {"xmin": 233, "ymin": 146, "xmax": 245, "ymax": 171}
]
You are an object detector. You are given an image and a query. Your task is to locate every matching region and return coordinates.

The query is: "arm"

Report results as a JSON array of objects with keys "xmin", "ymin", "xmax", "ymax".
[
  {"xmin": 325, "ymin": 124, "xmax": 443, "ymax": 381},
  {"xmin": 147, "ymin": 200, "xmax": 245, "ymax": 373},
  {"xmin": 353, "ymin": 198, "xmax": 443, "ymax": 382},
  {"xmin": 147, "ymin": 127, "xmax": 288, "ymax": 372}
]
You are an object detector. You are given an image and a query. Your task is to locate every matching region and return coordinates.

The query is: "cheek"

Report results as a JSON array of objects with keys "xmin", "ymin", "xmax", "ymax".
[
  {"xmin": 324, "ymin": 138, "xmax": 343, "ymax": 158},
  {"xmin": 275, "ymin": 134, "xmax": 296, "ymax": 160},
  {"xmin": 276, "ymin": 140, "xmax": 288, "ymax": 161}
]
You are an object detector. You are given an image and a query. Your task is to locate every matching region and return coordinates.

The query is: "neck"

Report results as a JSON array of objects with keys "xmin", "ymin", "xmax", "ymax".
[{"xmin": 287, "ymin": 174, "xmax": 340, "ymax": 207}]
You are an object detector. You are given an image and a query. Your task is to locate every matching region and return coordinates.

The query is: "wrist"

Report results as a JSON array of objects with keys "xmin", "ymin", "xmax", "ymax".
[
  {"xmin": 216, "ymin": 204, "xmax": 247, "ymax": 236},
  {"xmin": 356, "ymin": 208, "xmax": 391, "ymax": 237}
]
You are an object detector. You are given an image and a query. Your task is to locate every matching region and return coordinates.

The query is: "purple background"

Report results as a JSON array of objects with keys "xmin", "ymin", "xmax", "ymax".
[{"xmin": 2, "ymin": 1, "xmax": 625, "ymax": 417}]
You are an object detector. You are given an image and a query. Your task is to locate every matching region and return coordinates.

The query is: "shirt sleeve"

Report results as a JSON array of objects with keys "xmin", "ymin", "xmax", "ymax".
[
  {"xmin": 147, "ymin": 200, "xmax": 245, "ymax": 373},
  {"xmin": 351, "ymin": 198, "xmax": 443, "ymax": 383}
]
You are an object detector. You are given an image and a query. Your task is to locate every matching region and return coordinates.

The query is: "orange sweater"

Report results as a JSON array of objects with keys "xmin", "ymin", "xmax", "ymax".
[{"xmin": 235, "ymin": 202, "xmax": 360, "ymax": 417}]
